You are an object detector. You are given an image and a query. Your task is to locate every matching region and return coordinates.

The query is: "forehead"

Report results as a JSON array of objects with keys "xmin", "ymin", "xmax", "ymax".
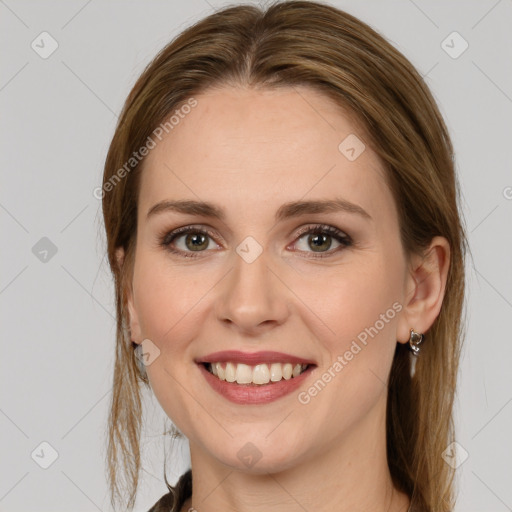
[{"xmin": 138, "ymin": 86, "xmax": 394, "ymax": 224}]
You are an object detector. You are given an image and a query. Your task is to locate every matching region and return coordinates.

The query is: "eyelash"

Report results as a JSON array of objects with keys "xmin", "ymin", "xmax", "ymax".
[{"xmin": 159, "ymin": 224, "xmax": 352, "ymax": 259}]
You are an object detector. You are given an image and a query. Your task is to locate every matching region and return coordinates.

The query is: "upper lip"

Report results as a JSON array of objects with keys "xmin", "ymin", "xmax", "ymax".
[{"xmin": 195, "ymin": 350, "xmax": 316, "ymax": 366}]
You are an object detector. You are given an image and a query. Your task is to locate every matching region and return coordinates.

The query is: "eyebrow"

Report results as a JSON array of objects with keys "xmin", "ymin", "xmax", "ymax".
[{"xmin": 147, "ymin": 198, "xmax": 372, "ymax": 222}]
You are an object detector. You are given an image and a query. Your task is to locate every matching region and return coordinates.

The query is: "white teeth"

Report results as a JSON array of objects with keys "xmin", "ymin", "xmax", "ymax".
[
  {"xmin": 225, "ymin": 362, "xmax": 236, "ymax": 382},
  {"xmin": 215, "ymin": 362, "xmax": 225, "ymax": 380},
  {"xmin": 253, "ymin": 364, "xmax": 270, "ymax": 384},
  {"xmin": 207, "ymin": 361, "xmax": 309, "ymax": 385},
  {"xmin": 269, "ymin": 363, "xmax": 282, "ymax": 382},
  {"xmin": 235, "ymin": 363, "xmax": 253, "ymax": 384}
]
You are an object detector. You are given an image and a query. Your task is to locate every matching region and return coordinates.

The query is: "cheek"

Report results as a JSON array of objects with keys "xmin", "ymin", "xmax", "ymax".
[
  {"xmin": 132, "ymin": 251, "xmax": 215, "ymax": 341},
  {"xmin": 297, "ymin": 260, "xmax": 402, "ymax": 427},
  {"xmin": 293, "ymin": 256, "xmax": 403, "ymax": 354},
  {"xmin": 348, "ymin": 267, "xmax": 400, "ymax": 344},
  {"xmin": 131, "ymin": 254, "xmax": 209, "ymax": 430}
]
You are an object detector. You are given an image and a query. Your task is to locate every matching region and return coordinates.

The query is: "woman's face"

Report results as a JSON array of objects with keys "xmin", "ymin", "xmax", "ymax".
[{"xmin": 126, "ymin": 85, "xmax": 413, "ymax": 473}]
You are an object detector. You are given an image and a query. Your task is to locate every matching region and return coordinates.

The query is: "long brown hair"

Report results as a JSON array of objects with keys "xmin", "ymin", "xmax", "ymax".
[{"xmin": 101, "ymin": 1, "xmax": 467, "ymax": 510}]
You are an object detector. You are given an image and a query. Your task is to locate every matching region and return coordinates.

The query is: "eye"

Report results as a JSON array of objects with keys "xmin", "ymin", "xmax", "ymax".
[
  {"xmin": 160, "ymin": 226, "xmax": 219, "ymax": 258},
  {"xmin": 291, "ymin": 224, "xmax": 352, "ymax": 258},
  {"xmin": 159, "ymin": 223, "xmax": 352, "ymax": 259}
]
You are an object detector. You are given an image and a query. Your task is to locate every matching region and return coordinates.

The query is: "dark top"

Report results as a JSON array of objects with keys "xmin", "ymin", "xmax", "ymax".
[{"xmin": 147, "ymin": 469, "xmax": 192, "ymax": 512}]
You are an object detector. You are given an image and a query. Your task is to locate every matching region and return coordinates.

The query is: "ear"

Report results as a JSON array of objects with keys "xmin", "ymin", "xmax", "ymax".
[
  {"xmin": 396, "ymin": 236, "xmax": 450, "ymax": 344},
  {"xmin": 115, "ymin": 247, "xmax": 143, "ymax": 344}
]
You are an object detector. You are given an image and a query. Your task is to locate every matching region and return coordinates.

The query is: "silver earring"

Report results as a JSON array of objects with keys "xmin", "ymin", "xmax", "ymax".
[
  {"xmin": 408, "ymin": 328, "xmax": 423, "ymax": 356},
  {"xmin": 133, "ymin": 341, "xmax": 148, "ymax": 378}
]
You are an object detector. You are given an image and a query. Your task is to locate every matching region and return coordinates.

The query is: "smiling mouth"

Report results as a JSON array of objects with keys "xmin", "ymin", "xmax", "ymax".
[{"xmin": 201, "ymin": 361, "xmax": 311, "ymax": 385}]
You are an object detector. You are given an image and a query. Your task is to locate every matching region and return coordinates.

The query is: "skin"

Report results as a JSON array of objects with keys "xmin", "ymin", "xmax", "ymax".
[{"xmin": 118, "ymin": 85, "xmax": 450, "ymax": 512}]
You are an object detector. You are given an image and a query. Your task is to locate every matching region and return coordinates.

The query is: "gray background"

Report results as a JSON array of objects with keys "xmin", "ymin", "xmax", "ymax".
[{"xmin": 1, "ymin": 0, "xmax": 511, "ymax": 511}]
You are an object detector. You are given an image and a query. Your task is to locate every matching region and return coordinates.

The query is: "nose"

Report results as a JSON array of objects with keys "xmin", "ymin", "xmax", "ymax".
[{"xmin": 214, "ymin": 245, "xmax": 290, "ymax": 335}]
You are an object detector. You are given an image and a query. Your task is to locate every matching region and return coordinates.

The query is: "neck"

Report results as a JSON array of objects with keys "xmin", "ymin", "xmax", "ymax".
[{"xmin": 184, "ymin": 393, "xmax": 410, "ymax": 512}]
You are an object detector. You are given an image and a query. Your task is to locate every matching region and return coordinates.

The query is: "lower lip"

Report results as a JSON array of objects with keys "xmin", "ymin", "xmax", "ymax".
[{"xmin": 197, "ymin": 363, "xmax": 315, "ymax": 405}]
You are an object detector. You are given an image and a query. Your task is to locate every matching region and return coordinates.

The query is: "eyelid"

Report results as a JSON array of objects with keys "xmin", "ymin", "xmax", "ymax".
[
  {"xmin": 292, "ymin": 223, "xmax": 349, "ymax": 239},
  {"xmin": 159, "ymin": 224, "xmax": 222, "ymax": 246}
]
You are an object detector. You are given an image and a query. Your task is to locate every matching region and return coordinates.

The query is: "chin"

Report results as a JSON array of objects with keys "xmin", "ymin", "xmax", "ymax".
[{"xmin": 206, "ymin": 433, "xmax": 309, "ymax": 475}]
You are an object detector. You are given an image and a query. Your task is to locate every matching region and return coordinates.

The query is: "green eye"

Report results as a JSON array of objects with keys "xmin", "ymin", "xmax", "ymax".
[
  {"xmin": 306, "ymin": 233, "xmax": 333, "ymax": 252},
  {"xmin": 161, "ymin": 224, "xmax": 352, "ymax": 259},
  {"xmin": 182, "ymin": 232, "xmax": 210, "ymax": 251},
  {"xmin": 161, "ymin": 226, "xmax": 218, "ymax": 258},
  {"xmin": 293, "ymin": 225, "xmax": 352, "ymax": 258}
]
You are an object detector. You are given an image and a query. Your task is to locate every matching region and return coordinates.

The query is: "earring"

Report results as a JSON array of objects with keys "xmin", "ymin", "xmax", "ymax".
[
  {"xmin": 408, "ymin": 328, "xmax": 424, "ymax": 356},
  {"xmin": 133, "ymin": 341, "xmax": 148, "ymax": 378}
]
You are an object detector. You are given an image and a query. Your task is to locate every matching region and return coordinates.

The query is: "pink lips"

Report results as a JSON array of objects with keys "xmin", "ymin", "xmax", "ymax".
[
  {"xmin": 195, "ymin": 350, "xmax": 316, "ymax": 366},
  {"xmin": 195, "ymin": 350, "xmax": 317, "ymax": 405}
]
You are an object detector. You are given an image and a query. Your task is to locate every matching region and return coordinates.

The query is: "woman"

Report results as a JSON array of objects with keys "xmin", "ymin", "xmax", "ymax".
[{"xmin": 101, "ymin": 1, "xmax": 467, "ymax": 511}]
